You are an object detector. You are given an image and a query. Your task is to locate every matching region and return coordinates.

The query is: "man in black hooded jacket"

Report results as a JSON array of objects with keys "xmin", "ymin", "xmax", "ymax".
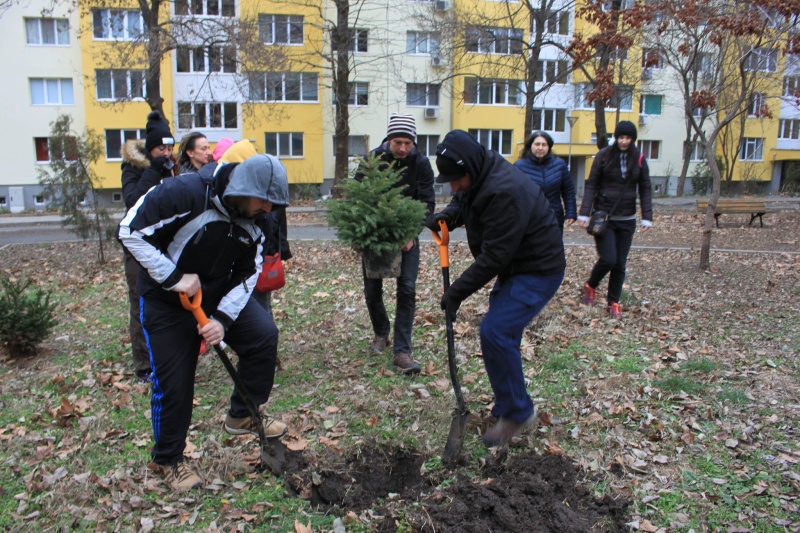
[{"xmin": 425, "ymin": 130, "xmax": 566, "ymax": 447}]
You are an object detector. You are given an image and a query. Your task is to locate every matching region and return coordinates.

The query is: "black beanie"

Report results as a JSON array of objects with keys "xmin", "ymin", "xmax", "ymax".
[
  {"xmin": 144, "ymin": 111, "xmax": 175, "ymax": 152},
  {"xmin": 614, "ymin": 120, "xmax": 638, "ymax": 143}
]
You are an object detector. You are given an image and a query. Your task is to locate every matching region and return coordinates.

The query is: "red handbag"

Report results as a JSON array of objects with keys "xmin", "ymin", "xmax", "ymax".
[{"xmin": 255, "ymin": 252, "xmax": 285, "ymax": 293}]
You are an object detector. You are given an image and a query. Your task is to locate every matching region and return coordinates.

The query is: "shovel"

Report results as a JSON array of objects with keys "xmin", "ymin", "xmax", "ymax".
[
  {"xmin": 179, "ymin": 289, "xmax": 286, "ymax": 475},
  {"xmin": 431, "ymin": 220, "xmax": 470, "ymax": 465}
]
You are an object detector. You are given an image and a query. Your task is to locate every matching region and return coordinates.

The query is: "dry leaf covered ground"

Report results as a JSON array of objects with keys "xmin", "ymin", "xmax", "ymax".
[{"xmin": 0, "ymin": 208, "xmax": 798, "ymax": 532}]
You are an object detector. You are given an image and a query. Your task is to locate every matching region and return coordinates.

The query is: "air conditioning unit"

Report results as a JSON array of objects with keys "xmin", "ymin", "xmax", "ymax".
[
  {"xmin": 424, "ymin": 107, "xmax": 440, "ymax": 119},
  {"xmin": 642, "ymin": 67, "xmax": 653, "ymax": 80},
  {"xmin": 435, "ymin": 0, "xmax": 450, "ymax": 12},
  {"xmin": 431, "ymin": 55, "xmax": 444, "ymax": 67},
  {"xmin": 639, "ymin": 114, "xmax": 649, "ymax": 125}
]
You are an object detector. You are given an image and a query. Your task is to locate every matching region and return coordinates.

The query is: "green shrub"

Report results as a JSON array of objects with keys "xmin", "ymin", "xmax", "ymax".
[{"xmin": 0, "ymin": 277, "xmax": 58, "ymax": 356}]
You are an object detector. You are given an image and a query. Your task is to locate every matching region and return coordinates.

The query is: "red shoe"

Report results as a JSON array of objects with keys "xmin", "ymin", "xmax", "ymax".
[
  {"xmin": 607, "ymin": 302, "xmax": 622, "ymax": 319},
  {"xmin": 581, "ymin": 283, "xmax": 596, "ymax": 306}
]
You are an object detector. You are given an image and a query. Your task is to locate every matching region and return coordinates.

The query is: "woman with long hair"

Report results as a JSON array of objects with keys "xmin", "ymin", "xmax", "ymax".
[{"xmin": 177, "ymin": 132, "xmax": 211, "ymax": 174}]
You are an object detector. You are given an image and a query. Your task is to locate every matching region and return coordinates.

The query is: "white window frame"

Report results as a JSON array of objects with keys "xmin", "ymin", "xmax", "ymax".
[
  {"xmin": 748, "ymin": 93, "xmax": 766, "ymax": 117},
  {"xmin": 92, "ymin": 9, "xmax": 145, "ymax": 41},
  {"xmin": 258, "ymin": 14, "xmax": 304, "ymax": 45},
  {"xmin": 744, "ymin": 47, "xmax": 778, "ymax": 72},
  {"xmin": 783, "ymin": 76, "xmax": 800, "ymax": 97},
  {"xmin": 333, "ymin": 135, "xmax": 369, "ymax": 158},
  {"xmin": 416, "ymin": 134, "xmax": 440, "ymax": 157},
  {"xmin": 465, "ymin": 26, "xmax": 523, "ymax": 55},
  {"xmin": 535, "ymin": 60, "xmax": 569, "ymax": 84},
  {"xmin": 641, "ymin": 49, "xmax": 663, "ymax": 69},
  {"xmin": 468, "ymin": 129, "xmax": 513, "ymax": 155},
  {"xmin": 95, "ymin": 70, "xmax": 147, "ymax": 101},
  {"xmin": 265, "ymin": 132, "xmax": 304, "ymax": 158},
  {"xmin": 34, "ymin": 195, "xmax": 46, "ymax": 207},
  {"xmin": 248, "ymin": 72, "xmax": 319, "ymax": 102},
  {"xmin": 406, "ymin": 84, "xmax": 440, "ymax": 107},
  {"xmin": 638, "ymin": 140, "xmax": 660, "ymax": 160},
  {"xmin": 532, "ymin": 109, "xmax": 566, "ymax": 132},
  {"xmin": 464, "ymin": 77, "xmax": 523, "ymax": 106},
  {"xmin": 104, "ymin": 129, "xmax": 146, "ymax": 160},
  {"xmin": 406, "ymin": 31, "xmax": 439, "ymax": 55},
  {"xmin": 690, "ymin": 141, "xmax": 705, "ymax": 161},
  {"xmin": 531, "ymin": 11, "xmax": 569, "ymax": 36},
  {"xmin": 25, "ymin": 17, "xmax": 70, "ymax": 46},
  {"xmin": 30, "ymin": 78, "xmax": 74, "ymax": 105},
  {"xmin": 739, "ymin": 138, "xmax": 764, "ymax": 161},
  {"xmin": 0, "ymin": 195, "xmax": 7, "ymax": 207},
  {"xmin": 640, "ymin": 94, "xmax": 663, "ymax": 115},
  {"xmin": 575, "ymin": 83, "xmax": 633, "ymax": 110},
  {"xmin": 176, "ymin": 46, "xmax": 237, "ymax": 74},
  {"xmin": 177, "ymin": 102, "xmax": 239, "ymax": 130},
  {"xmin": 348, "ymin": 82, "xmax": 369, "ymax": 106},
  {"xmin": 779, "ymin": 119, "xmax": 800, "ymax": 140},
  {"xmin": 175, "ymin": 0, "xmax": 235, "ymax": 16}
]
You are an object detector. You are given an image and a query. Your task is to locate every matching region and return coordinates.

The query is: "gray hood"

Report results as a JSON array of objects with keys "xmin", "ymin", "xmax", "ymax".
[{"xmin": 223, "ymin": 154, "xmax": 290, "ymax": 207}]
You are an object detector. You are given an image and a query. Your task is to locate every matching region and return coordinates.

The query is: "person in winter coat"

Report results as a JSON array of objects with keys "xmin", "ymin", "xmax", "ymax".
[
  {"xmin": 354, "ymin": 114, "xmax": 436, "ymax": 375},
  {"xmin": 425, "ymin": 130, "xmax": 566, "ymax": 448},
  {"xmin": 177, "ymin": 132, "xmax": 211, "ymax": 175},
  {"xmin": 577, "ymin": 120, "xmax": 653, "ymax": 319},
  {"xmin": 514, "ymin": 131, "xmax": 576, "ymax": 231},
  {"xmin": 118, "ymin": 154, "xmax": 290, "ymax": 491},
  {"xmin": 120, "ymin": 111, "xmax": 176, "ymax": 382}
]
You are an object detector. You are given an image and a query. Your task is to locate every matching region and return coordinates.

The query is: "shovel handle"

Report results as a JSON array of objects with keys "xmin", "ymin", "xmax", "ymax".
[
  {"xmin": 430, "ymin": 219, "xmax": 449, "ymax": 269},
  {"xmin": 179, "ymin": 290, "xmax": 209, "ymax": 327}
]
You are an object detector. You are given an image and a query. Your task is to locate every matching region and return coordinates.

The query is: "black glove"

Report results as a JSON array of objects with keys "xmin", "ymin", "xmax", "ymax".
[
  {"xmin": 440, "ymin": 291, "xmax": 461, "ymax": 322},
  {"xmin": 425, "ymin": 212, "xmax": 453, "ymax": 232},
  {"xmin": 150, "ymin": 156, "xmax": 174, "ymax": 172}
]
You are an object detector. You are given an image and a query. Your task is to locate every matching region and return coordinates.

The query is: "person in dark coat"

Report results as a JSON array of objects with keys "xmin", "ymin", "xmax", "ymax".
[
  {"xmin": 177, "ymin": 132, "xmax": 211, "ymax": 175},
  {"xmin": 354, "ymin": 114, "xmax": 435, "ymax": 375},
  {"xmin": 514, "ymin": 131, "xmax": 576, "ymax": 231},
  {"xmin": 120, "ymin": 111, "xmax": 176, "ymax": 382},
  {"xmin": 578, "ymin": 120, "xmax": 653, "ymax": 319},
  {"xmin": 425, "ymin": 129, "xmax": 566, "ymax": 448}
]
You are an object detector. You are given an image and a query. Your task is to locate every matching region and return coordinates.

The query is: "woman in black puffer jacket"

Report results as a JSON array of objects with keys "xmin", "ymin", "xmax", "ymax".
[{"xmin": 578, "ymin": 121, "xmax": 653, "ymax": 319}]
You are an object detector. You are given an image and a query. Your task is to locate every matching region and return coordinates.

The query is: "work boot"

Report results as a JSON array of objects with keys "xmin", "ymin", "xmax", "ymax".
[
  {"xmin": 607, "ymin": 302, "xmax": 622, "ymax": 319},
  {"xmin": 581, "ymin": 282, "xmax": 596, "ymax": 306},
  {"xmin": 224, "ymin": 414, "xmax": 287, "ymax": 438},
  {"xmin": 369, "ymin": 334, "xmax": 390, "ymax": 353},
  {"xmin": 482, "ymin": 412, "xmax": 539, "ymax": 448},
  {"xmin": 392, "ymin": 352, "xmax": 421, "ymax": 375},
  {"xmin": 150, "ymin": 459, "xmax": 203, "ymax": 491}
]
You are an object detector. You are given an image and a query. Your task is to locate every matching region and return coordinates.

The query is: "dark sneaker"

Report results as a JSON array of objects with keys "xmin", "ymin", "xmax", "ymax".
[
  {"xmin": 607, "ymin": 302, "xmax": 622, "ymax": 319},
  {"xmin": 369, "ymin": 334, "xmax": 390, "ymax": 353},
  {"xmin": 224, "ymin": 414, "xmax": 287, "ymax": 438},
  {"xmin": 582, "ymin": 283, "xmax": 596, "ymax": 306},
  {"xmin": 482, "ymin": 412, "xmax": 539, "ymax": 448},
  {"xmin": 150, "ymin": 460, "xmax": 202, "ymax": 491},
  {"xmin": 392, "ymin": 352, "xmax": 421, "ymax": 374}
]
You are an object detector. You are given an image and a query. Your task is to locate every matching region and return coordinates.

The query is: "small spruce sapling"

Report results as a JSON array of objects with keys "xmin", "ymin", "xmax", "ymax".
[{"xmin": 0, "ymin": 277, "xmax": 58, "ymax": 357}]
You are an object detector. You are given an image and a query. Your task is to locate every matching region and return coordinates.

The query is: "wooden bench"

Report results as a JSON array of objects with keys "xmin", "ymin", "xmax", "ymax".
[{"xmin": 696, "ymin": 199, "xmax": 767, "ymax": 227}]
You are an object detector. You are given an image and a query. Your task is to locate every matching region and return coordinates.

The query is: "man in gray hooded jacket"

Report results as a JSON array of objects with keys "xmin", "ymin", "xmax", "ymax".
[{"xmin": 119, "ymin": 154, "xmax": 290, "ymax": 490}]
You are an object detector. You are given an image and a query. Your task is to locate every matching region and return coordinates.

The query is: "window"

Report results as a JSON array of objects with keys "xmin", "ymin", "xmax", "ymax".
[
  {"xmin": 744, "ymin": 47, "xmax": 777, "ymax": 72},
  {"xmin": 575, "ymin": 83, "xmax": 632, "ymax": 110},
  {"xmin": 468, "ymin": 129, "xmax": 512, "ymax": 155},
  {"xmin": 779, "ymin": 119, "xmax": 800, "ymax": 139},
  {"xmin": 177, "ymin": 102, "xmax": 238, "ymax": 129},
  {"xmin": 248, "ymin": 72, "xmax": 318, "ymax": 102},
  {"xmin": 416, "ymin": 135, "xmax": 440, "ymax": 157},
  {"xmin": 532, "ymin": 109, "xmax": 566, "ymax": 132},
  {"xmin": 641, "ymin": 49, "xmax": 663, "ymax": 69},
  {"xmin": 638, "ymin": 140, "xmax": 660, "ymax": 160},
  {"xmin": 640, "ymin": 94, "xmax": 663, "ymax": 115},
  {"xmin": 0, "ymin": 196, "xmax": 6, "ymax": 207},
  {"xmin": 96, "ymin": 70, "xmax": 146, "ymax": 100},
  {"xmin": 690, "ymin": 142, "xmax": 705, "ymax": 161},
  {"xmin": 531, "ymin": 11, "xmax": 569, "ymax": 36},
  {"xmin": 348, "ymin": 82, "xmax": 369, "ymax": 106},
  {"xmin": 175, "ymin": 0, "xmax": 235, "ymax": 16},
  {"xmin": 30, "ymin": 78, "xmax": 74, "ymax": 105},
  {"xmin": 406, "ymin": 31, "xmax": 440, "ymax": 55},
  {"xmin": 595, "ymin": 47, "xmax": 627, "ymax": 61},
  {"xmin": 406, "ymin": 84, "xmax": 440, "ymax": 106},
  {"xmin": 34, "ymin": 137, "xmax": 78, "ymax": 163},
  {"xmin": 333, "ymin": 135, "xmax": 369, "ymax": 157},
  {"xmin": 535, "ymin": 60, "xmax": 569, "ymax": 84},
  {"xmin": 784, "ymin": 77, "xmax": 800, "ymax": 97},
  {"xmin": 740, "ymin": 138, "xmax": 763, "ymax": 160},
  {"xmin": 258, "ymin": 14, "xmax": 303, "ymax": 45},
  {"xmin": 331, "ymin": 28, "xmax": 368, "ymax": 53},
  {"xmin": 105, "ymin": 129, "xmax": 146, "ymax": 159},
  {"xmin": 601, "ymin": 0, "xmax": 635, "ymax": 11},
  {"xmin": 92, "ymin": 9, "xmax": 144, "ymax": 40},
  {"xmin": 748, "ymin": 93, "xmax": 766, "ymax": 116},
  {"xmin": 463, "ymin": 77, "xmax": 523, "ymax": 105},
  {"xmin": 265, "ymin": 132, "xmax": 304, "ymax": 157},
  {"xmin": 111, "ymin": 192, "xmax": 123, "ymax": 203},
  {"xmin": 465, "ymin": 26, "xmax": 523, "ymax": 55},
  {"xmin": 25, "ymin": 17, "xmax": 69, "ymax": 45},
  {"xmin": 34, "ymin": 195, "xmax": 46, "ymax": 207},
  {"xmin": 176, "ymin": 46, "xmax": 236, "ymax": 73}
]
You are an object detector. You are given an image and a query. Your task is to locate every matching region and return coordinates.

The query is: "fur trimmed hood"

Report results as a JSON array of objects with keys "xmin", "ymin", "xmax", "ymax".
[{"xmin": 121, "ymin": 139, "xmax": 150, "ymax": 170}]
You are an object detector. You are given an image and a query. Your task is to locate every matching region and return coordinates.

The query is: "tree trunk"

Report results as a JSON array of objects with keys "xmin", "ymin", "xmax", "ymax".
[
  {"xmin": 594, "ymin": 98, "xmax": 608, "ymax": 149},
  {"xmin": 676, "ymin": 133, "xmax": 696, "ymax": 197},
  {"xmin": 332, "ymin": 0, "xmax": 351, "ymax": 198},
  {"xmin": 699, "ymin": 137, "xmax": 722, "ymax": 270},
  {"xmin": 141, "ymin": 0, "xmax": 165, "ymax": 115}
]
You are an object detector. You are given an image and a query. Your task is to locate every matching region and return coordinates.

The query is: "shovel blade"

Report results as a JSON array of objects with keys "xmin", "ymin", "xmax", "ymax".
[
  {"xmin": 442, "ymin": 410, "xmax": 470, "ymax": 466},
  {"xmin": 259, "ymin": 439, "xmax": 287, "ymax": 475}
]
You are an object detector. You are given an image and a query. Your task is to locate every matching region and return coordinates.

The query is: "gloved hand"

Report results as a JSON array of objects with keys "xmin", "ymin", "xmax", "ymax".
[
  {"xmin": 440, "ymin": 290, "xmax": 461, "ymax": 322},
  {"xmin": 425, "ymin": 212, "xmax": 453, "ymax": 232},
  {"xmin": 150, "ymin": 156, "xmax": 174, "ymax": 172}
]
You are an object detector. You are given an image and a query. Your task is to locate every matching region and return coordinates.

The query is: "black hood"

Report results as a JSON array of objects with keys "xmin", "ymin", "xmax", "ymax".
[{"xmin": 435, "ymin": 130, "xmax": 486, "ymax": 184}]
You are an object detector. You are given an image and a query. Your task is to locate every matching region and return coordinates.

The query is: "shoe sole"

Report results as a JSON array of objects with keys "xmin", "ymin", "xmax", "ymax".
[
  {"xmin": 394, "ymin": 365, "xmax": 421, "ymax": 375},
  {"xmin": 223, "ymin": 423, "xmax": 287, "ymax": 439}
]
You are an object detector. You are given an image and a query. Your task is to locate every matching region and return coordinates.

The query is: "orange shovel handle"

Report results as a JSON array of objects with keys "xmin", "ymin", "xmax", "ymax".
[
  {"xmin": 430, "ymin": 219, "xmax": 450, "ymax": 269},
  {"xmin": 179, "ymin": 290, "xmax": 209, "ymax": 327}
]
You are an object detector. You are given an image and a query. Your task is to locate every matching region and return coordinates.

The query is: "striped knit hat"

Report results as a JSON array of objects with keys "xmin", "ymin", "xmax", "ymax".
[{"xmin": 387, "ymin": 113, "xmax": 416, "ymax": 141}]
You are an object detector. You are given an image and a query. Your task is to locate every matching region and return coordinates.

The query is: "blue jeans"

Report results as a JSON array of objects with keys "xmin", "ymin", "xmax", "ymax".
[
  {"xmin": 480, "ymin": 271, "xmax": 564, "ymax": 422},
  {"xmin": 361, "ymin": 242, "xmax": 420, "ymax": 355}
]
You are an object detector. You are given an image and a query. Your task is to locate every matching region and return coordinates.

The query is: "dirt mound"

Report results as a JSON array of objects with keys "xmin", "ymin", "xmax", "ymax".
[{"xmin": 284, "ymin": 442, "xmax": 628, "ymax": 532}]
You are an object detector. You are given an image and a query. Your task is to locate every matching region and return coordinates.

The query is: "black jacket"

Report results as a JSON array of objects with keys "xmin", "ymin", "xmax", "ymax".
[
  {"xmin": 437, "ymin": 130, "xmax": 566, "ymax": 303},
  {"xmin": 579, "ymin": 145, "xmax": 653, "ymax": 221},
  {"xmin": 120, "ymin": 139, "xmax": 175, "ymax": 209},
  {"xmin": 355, "ymin": 140, "xmax": 436, "ymax": 217}
]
